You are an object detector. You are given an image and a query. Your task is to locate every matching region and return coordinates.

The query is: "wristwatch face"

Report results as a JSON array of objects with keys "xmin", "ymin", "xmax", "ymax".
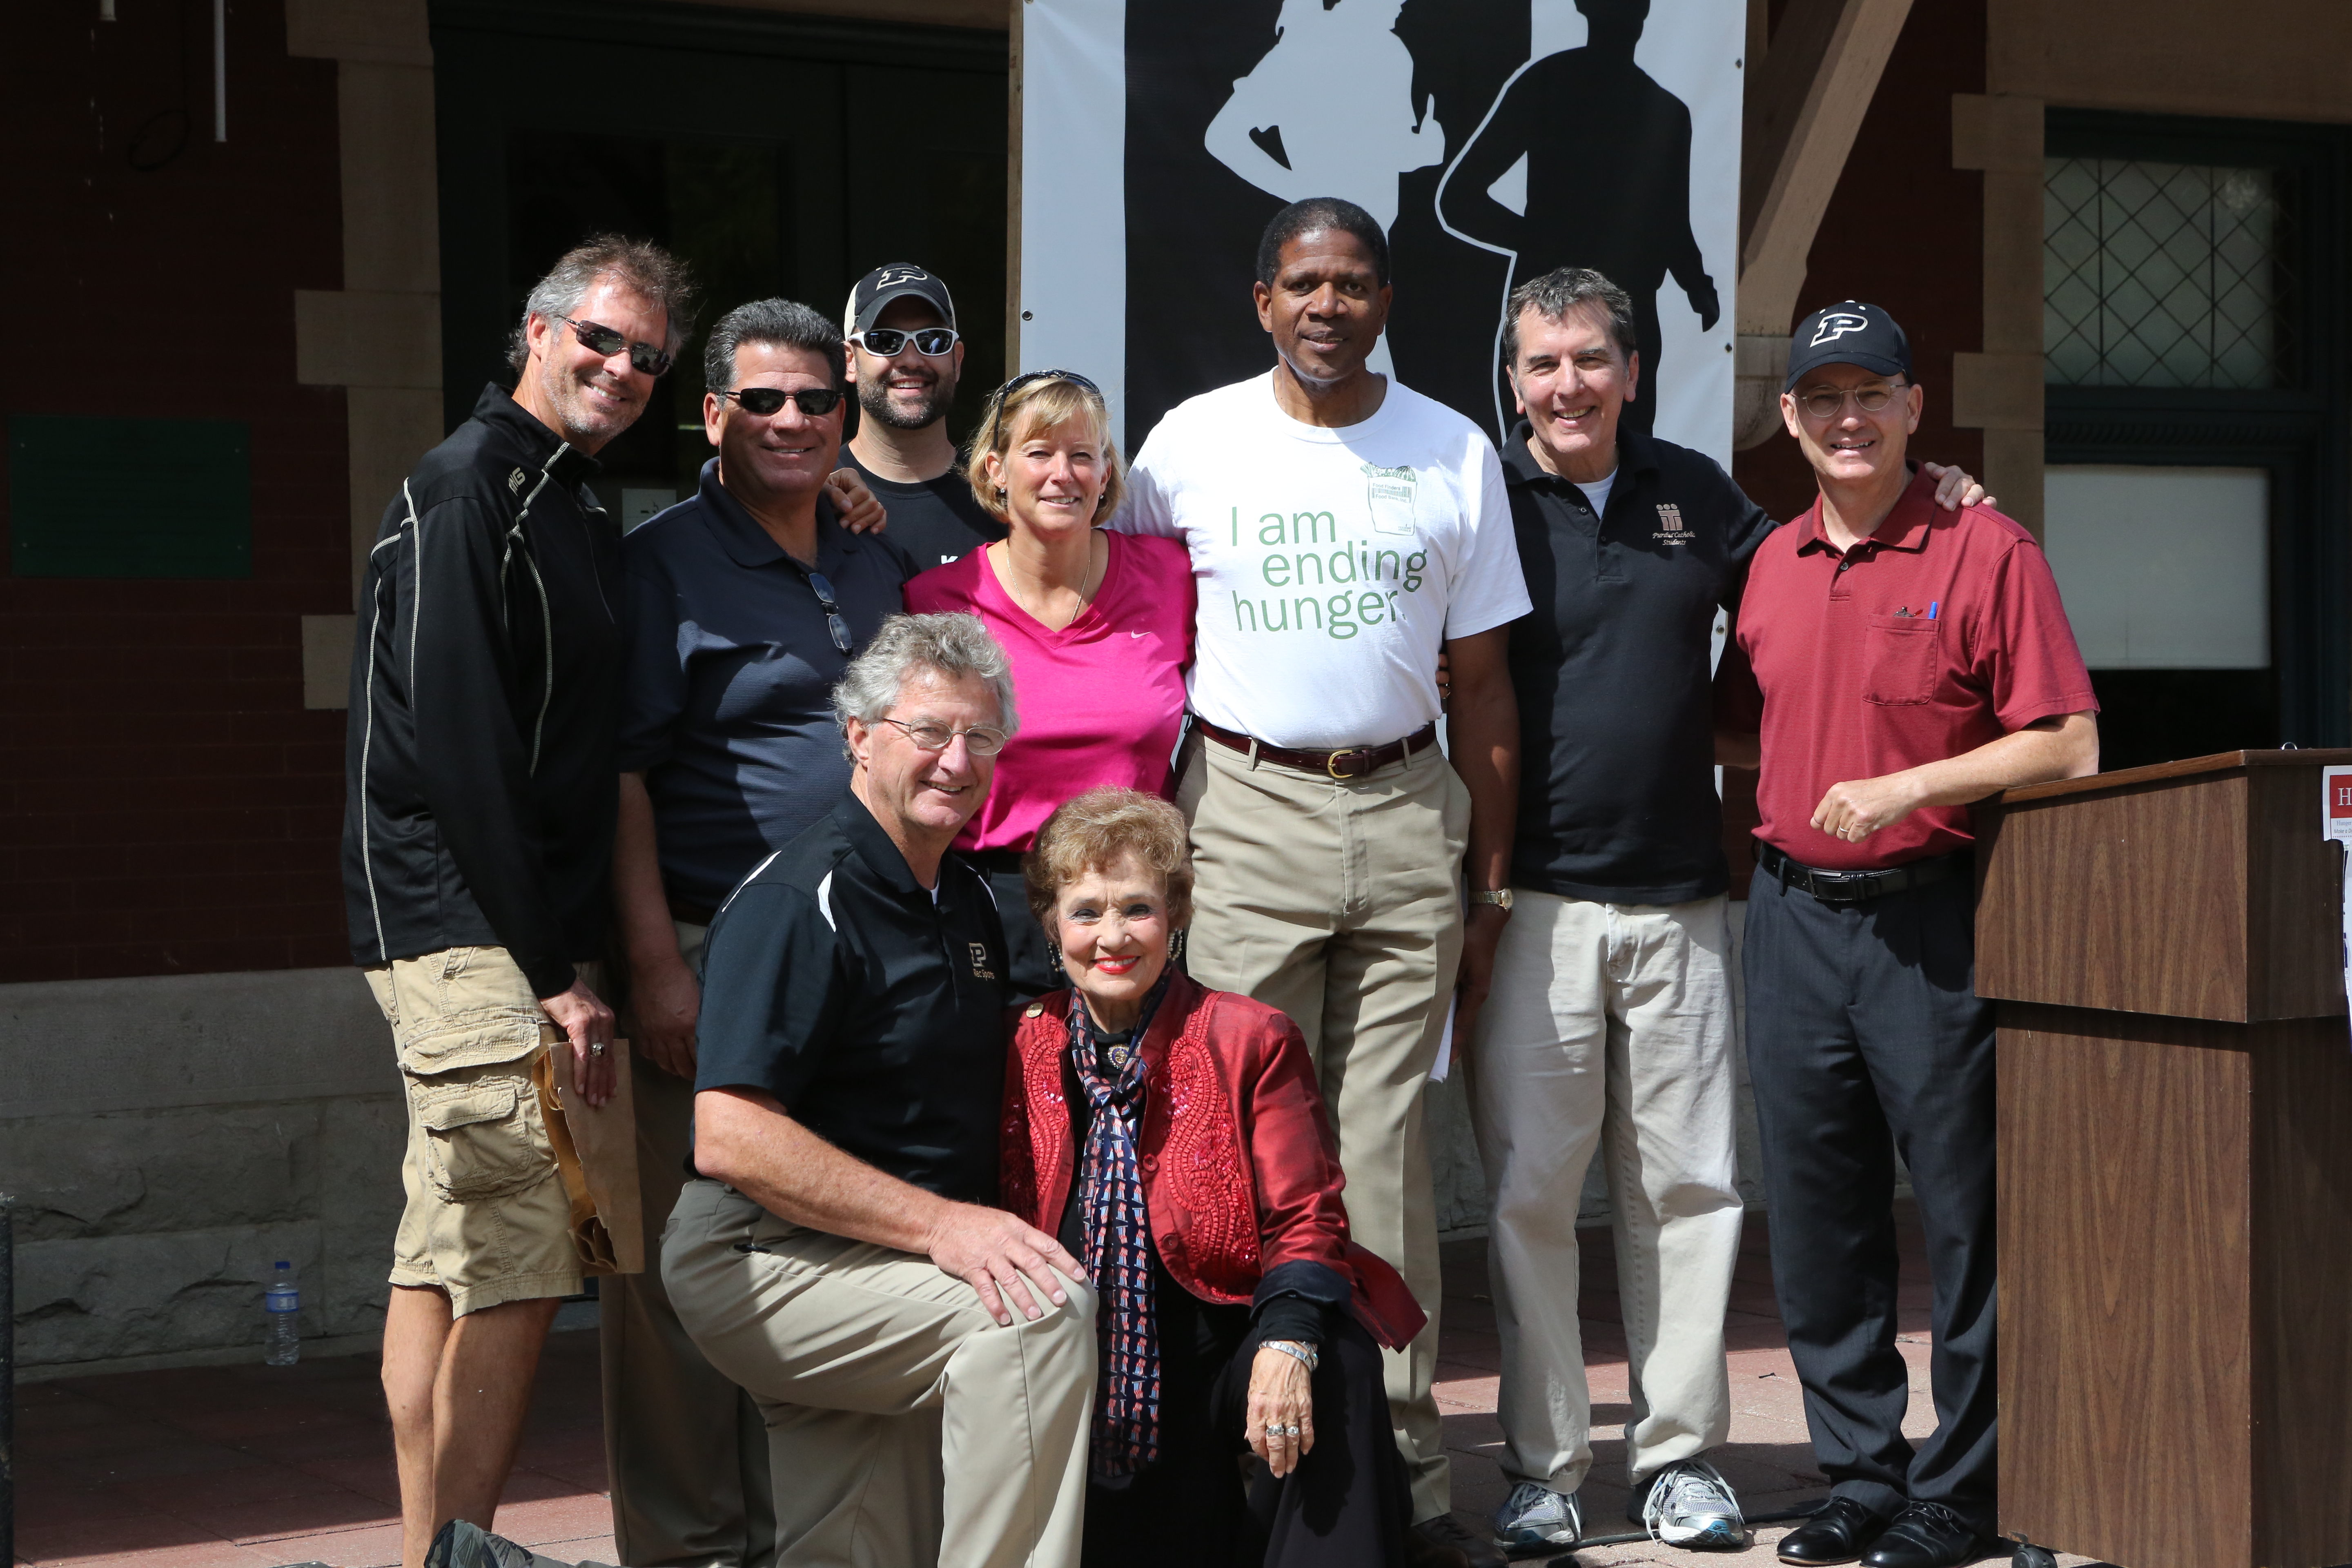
[{"xmin": 1477, "ymin": 889, "xmax": 1514, "ymax": 911}]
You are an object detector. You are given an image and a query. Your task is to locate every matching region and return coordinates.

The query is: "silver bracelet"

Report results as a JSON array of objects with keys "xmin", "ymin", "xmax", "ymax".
[{"xmin": 1261, "ymin": 1338, "xmax": 1319, "ymax": 1372}]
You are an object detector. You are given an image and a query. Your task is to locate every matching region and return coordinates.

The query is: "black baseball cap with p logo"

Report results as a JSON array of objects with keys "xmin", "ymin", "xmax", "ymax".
[
  {"xmin": 1785, "ymin": 301, "xmax": 1911, "ymax": 390},
  {"xmin": 845, "ymin": 264, "xmax": 958, "ymax": 336}
]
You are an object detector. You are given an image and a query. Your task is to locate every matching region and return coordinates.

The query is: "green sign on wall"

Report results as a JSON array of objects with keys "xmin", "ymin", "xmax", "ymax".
[{"xmin": 9, "ymin": 415, "xmax": 253, "ymax": 578}]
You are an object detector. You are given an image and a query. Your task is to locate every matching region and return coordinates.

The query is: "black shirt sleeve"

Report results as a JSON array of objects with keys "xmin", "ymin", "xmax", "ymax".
[
  {"xmin": 408, "ymin": 494, "xmax": 572, "ymax": 998},
  {"xmin": 1714, "ymin": 466, "xmax": 1780, "ymax": 616},
  {"xmin": 617, "ymin": 539, "xmax": 687, "ymax": 776},
  {"xmin": 694, "ymin": 880, "xmax": 850, "ymax": 1111}
]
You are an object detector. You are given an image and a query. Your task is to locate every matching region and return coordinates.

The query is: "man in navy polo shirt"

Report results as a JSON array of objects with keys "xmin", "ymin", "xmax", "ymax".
[
  {"xmin": 604, "ymin": 297, "xmax": 920, "ymax": 1568},
  {"xmin": 1472, "ymin": 270, "xmax": 1989, "ymax": 1557},
  {"xmin": 1718, "ymin": 303, "xmax": 2097, "ymax": 1568}
]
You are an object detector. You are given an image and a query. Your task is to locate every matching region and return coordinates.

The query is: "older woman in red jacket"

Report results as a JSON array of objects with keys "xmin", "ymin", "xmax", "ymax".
[{"xmin": 1002, "ymin": 786, "xmax": 1425, "ymax": 1568}]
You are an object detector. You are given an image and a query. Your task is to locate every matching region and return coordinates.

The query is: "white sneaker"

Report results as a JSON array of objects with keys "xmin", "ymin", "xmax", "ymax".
[
  {"xmin": 1637, "ymin": 1457, "xmax": 1750, "ymax": 1549},
  {"xmin": 1492, "ymin": 1481, "xmax": 1582, "ymax": 1553}
]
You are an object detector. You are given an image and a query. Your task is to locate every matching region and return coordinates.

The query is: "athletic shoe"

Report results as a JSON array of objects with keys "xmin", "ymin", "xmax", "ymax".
[
  {"xmin": 1637, "ymin": 1457, "xmax": 1751, "ymax": 1549},
  {"xmin": 1491, "ymin": 1481, "xmax": 1583, "ymax": 1554}
]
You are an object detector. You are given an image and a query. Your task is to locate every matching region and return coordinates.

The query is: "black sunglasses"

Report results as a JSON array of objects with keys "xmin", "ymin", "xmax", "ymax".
[
  {"xmin": 714, "ymin": 386, "xmax": 847, "ymax": 418},
  {"xmin": 999, "ymin": 368, "xmax": 1101, "ymax": 399},
  {"xmin": 552, "ymin": 314, "xmax": 673, "ymax": 377},
  {"xmin": 852, "ymin": 326, "xmax": 960, "ymax": 358},
  {"xmin": 803, "ymin": 568, "xmax": 853, "ymax": 655}
]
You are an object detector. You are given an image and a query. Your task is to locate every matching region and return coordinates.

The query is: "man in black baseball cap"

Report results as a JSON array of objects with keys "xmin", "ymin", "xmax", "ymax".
[
  {"xmin": 840, "ymin": 263, "xmax": 1005, "ymax": 568},
  {"xmin": 1721, "ymin": 298, "xmax": 2098, "ymax": 1568}
]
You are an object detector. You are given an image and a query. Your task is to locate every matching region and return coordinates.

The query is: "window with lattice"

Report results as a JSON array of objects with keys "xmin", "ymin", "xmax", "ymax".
[{"xmin": 2044, "ymin": 156, "xmax": 2296, "ymax": 389}]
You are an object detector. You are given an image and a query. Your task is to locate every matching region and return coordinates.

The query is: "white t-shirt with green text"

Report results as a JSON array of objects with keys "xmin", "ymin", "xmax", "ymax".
[{"xmin": 1119, "ymin": 371, "xmax": 1531, "ymax": 750}]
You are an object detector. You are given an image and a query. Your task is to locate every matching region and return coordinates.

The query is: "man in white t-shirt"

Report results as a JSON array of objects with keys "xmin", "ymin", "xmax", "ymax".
[{"xmin": 1121, "ymin": 196, "xmax": 1530, "ymax": 1568}]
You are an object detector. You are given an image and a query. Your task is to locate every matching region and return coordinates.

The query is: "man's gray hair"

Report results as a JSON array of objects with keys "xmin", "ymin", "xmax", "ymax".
[
  {"xmin": 507, "ymin": 235, "xmax": 697, "ymax": 373},
  {"xmin": 1501, "ymin": 267, "xmax": 1638, "ymax": 371},
  {"xmin": 833, "ymin": 613, "xmax": 1020, "ymax": 757},
  {"xmin": 704, "ymin": 298, "xmax": 847, "ymax": 395}
]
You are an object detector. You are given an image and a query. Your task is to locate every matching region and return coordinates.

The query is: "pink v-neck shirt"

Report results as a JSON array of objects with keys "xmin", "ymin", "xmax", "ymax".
[{"xmin": 905, "ymin": 530, "xmax": 1197, "ymax": 852}]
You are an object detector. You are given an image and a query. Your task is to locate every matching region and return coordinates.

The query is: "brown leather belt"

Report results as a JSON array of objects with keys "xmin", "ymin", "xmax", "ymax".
[{"xmin": 1194, "ymin": 717, "xmax": 1438, "ymax": 780}]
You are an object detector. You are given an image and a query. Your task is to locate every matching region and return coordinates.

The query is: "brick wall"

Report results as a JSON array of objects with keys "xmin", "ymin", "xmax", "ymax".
[{"xmin": 2, "ymin": 0, "xmax": 352, "ymax": 982}]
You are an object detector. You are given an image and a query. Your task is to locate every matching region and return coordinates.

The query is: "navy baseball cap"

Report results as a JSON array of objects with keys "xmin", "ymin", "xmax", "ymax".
[
  {"xmin": 1785, "ymin": 301, "xmax": 1911, "ymax": 390},
  {"xmin": 845, "ymin": 264, "xmax": 957, "ymax": 336}
]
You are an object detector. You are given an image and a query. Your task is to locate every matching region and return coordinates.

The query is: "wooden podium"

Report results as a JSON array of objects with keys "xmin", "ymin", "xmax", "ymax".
[{"xmin": 1977, "ymin": 750, "xmax": 2352, "ymax": 1568}]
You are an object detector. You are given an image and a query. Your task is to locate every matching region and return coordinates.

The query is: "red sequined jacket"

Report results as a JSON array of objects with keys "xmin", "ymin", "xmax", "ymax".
[{"xmin": 1000, "ymin": 971, "xmax": 1426, "ymax": 1350}]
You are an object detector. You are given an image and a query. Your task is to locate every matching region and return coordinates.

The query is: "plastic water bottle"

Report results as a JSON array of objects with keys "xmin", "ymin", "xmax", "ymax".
[{"xmin": 265, "ymin": 1261, "xmax": 301, "ymax": 1365}]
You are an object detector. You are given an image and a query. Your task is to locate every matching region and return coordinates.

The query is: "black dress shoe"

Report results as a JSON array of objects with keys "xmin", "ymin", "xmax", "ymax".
[
  {"xmin": 1859, "ymin": 1502, "xmax": 1989, "ymax": 1568},
  {"xmin": 1777, "ymin": 1497, "xmax": 1889, "ymax": 1565}
]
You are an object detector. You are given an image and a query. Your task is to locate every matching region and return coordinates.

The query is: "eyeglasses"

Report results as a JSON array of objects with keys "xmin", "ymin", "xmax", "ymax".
[
  {"xmin": 802, "ymin": 568, "xmax": 853, "ymax": 655},
  {"xmin": 880, "ymin": 717, "xmax": 1009, "ymax": 757},
  {"xmin": 999, "ymin": 368, "xmax": 1101, "ymax": 399},
  {"xmin": 551, "ymin": 315, "xmax": 673, "ymax": 377},
  {"xmin": 1795, "ymin": 381, "xmax": 1909, "ymax": 420},
  {"xmin": 852, "ymin": 326, "xmax": 960, "ymax": 358},
  {"xmin": 713, "ymin": 386, "xmax": 847, "ymax": 418}
]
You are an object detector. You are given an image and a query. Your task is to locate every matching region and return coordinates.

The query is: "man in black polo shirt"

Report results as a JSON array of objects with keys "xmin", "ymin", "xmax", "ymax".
[
  {"xmin": 1470, "ymin": 269, "xmax": 1986, "ymax": 1556},
  {"xmin": 605, "ymin": 297, "xmax": 920, "ymax": 1568},
  {"xmin": 666, "ymin": 612, "xmax": 1095, "ymax": 1568},
  {"xmin": 839, "ymin": 264, "xmax": 1005, "ymax": 568}
]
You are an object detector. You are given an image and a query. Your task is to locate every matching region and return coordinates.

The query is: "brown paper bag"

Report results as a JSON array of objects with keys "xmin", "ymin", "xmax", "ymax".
[{"xmin": 533, "ymin": 1027, "xmax": 645, "ymax": 1275}]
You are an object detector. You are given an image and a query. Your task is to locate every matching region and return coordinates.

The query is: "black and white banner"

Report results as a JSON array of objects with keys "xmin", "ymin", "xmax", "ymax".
[{"xmin": 1019, "ymin": 0, "xmax": 1743, "ymax": 462}]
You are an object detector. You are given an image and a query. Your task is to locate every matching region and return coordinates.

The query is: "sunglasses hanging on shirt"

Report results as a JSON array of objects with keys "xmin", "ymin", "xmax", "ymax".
[{"xmin": 714, "ymin": 386, "xmax": 847, "ymax": 417}]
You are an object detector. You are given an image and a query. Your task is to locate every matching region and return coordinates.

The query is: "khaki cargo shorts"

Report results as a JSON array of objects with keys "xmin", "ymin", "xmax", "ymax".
[{"xmin": 364, "ymin": 945, "xmax": 584, "ymax": 1316}]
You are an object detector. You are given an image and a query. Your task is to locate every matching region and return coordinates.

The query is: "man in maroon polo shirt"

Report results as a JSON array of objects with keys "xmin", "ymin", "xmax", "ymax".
[{"xmin": 1715, "ymin": 302, "xmax": 2098, "ymax": 1568}]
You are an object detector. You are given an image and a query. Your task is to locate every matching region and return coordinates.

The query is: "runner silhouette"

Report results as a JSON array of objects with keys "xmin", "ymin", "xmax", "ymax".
[
  {"xmin": 1204, "ymin": 0, "xmax": 1446, "ymax": 378},
  {"xmin": 1436, "ymin": 0, "xmax": 1720, "ymax": 436}
]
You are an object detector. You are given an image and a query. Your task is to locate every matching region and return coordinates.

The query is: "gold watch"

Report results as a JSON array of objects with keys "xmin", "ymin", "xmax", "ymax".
[{"xmin": 1473, "ymin": 889, "xmax": 1514, "ymax": 911}]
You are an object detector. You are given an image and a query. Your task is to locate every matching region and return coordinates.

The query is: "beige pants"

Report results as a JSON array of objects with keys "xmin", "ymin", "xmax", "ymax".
[
  {"xmin": 1175, "ymin": 731, "xmax": 1468, "ymax": 1523},
  {"xmin": 600, "ymin": 921, "xmax": 777, "ymax": 1568},
  {"xmin": 664, "ymin": 1178, "xmax": 1095, "ymax": 1568},
  {"xmin": 365, "ymin": 945, "xmax": 583, "ymax": 1317},
  {"xmin": 1469, "ymin": 891, "xmax": 1744, "ymax": 1493}
]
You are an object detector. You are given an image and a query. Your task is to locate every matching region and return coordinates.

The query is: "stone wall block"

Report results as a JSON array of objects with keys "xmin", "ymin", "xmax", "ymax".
[
  {"xmin": 0, "ymin": 1104, "xmax": 322, "ymax": 1242},
  {"xmin": 14, "ymin": 1223, "xmax": 324, "ymax": 1367},
  {"xmin": 317, "ymin": 1094, "xmax": 408, "ymax": 1336}
]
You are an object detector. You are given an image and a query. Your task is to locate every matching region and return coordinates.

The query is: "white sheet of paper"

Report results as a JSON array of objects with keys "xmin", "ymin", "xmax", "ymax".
[
  {"xmin": 2323, "ymin": 767, "xmax": 2352, "ymax": 1049},
  {"xmin": 1429, "ymin": 1004, "xmax": 1455, "ymax": 1083}
]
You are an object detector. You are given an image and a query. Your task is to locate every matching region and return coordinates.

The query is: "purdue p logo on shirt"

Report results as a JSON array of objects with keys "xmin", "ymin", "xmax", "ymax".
[{"xmin": 968, "ymin": 942, "xmax": 996, "ymax": 981}]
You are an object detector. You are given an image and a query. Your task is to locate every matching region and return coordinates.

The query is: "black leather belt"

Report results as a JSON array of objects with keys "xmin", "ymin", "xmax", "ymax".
[
  {"xmin": 1194, "ymin": 717, "xmax": 1438, "ymax": 780},
  {"xmin": 1755, "ymin": 843, "xmax": 1968, "ymax": 906}
]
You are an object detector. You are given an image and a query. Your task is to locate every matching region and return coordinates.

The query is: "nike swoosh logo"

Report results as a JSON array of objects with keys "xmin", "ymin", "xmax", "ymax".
[{"xmin": 1131, "ymin": 630, "xmax": 1146, "ymax": 638}]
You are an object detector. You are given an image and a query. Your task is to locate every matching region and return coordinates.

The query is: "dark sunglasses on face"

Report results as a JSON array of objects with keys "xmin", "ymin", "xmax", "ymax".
[
  {"xmin": 551, "ymin": 314, "xmax": 673, "ymax": 376},
  {"xmin": 998, "ymin": 368, "xmax": 1102, "ymax": 398},
  {"xmin": 713, "ymin": 385, "xmax": 847, "ymax": 418},
  {"xmin": 852, "ymin": 326, "xmax": 960, "ymax": 358}
]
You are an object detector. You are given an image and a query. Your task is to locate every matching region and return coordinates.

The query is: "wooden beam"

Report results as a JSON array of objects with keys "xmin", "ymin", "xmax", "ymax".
[
  {"xmin": 1731, "ymin": 0, "xmax": 1914, "ymax": 445},
  {"xmin": 1737, "ymin": 0, "xmax": 1915, "ymax": 334}
]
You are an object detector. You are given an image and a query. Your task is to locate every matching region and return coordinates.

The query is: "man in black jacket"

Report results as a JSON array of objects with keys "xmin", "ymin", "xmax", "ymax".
[{"xmin": 345, "ymin": 235, "xmax": 694, "ymax": 1568}]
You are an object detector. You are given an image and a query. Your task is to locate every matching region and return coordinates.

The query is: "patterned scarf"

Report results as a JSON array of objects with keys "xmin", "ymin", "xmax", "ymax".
[{"xmin": 1070, "ymin": 968, "xmax": 1174, "ymax": 1480}]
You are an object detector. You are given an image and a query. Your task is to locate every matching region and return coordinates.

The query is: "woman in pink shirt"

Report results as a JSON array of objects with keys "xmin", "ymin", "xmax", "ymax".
[{"xmin": 906, "ymin": 370, "xmax": 1195, "ymax": 997}]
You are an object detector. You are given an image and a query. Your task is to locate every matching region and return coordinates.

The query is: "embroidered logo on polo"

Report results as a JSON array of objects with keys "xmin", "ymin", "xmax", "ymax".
[
  {"xmin": 1810, "ymin": 312, "xmax": 1870, "ymax": 345},
  {"xmin": 1653, "ymin": 502, "xmax": 1694, "ymax": 544},
  {"xmin": 968, "ymin": 942, "xmax": 996, "ymax": 980},
  {"xmin": 507, "ymin": 468, "xmax": 527, "ymax": 493}
]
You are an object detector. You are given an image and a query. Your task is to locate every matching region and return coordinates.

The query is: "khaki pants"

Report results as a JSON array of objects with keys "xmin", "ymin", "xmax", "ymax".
[
  {"xmin": 601, "ymin": 922, "xmax": 777, "ymax": 1568},
  {"xmin": 1468, "ymin": 891, "xmax": 1744, "ymax": 1493},
  {"xmin": 1175, "ymin": 731, "xmax": 1468, "ymax": 1523},
  {"xmin": 664, "ymin": 1179, "xmax": 1096, "ymax": 1568},
  {"xmin": 366, "ymin": 946, "xmax": 584, "ymax": 1317}
]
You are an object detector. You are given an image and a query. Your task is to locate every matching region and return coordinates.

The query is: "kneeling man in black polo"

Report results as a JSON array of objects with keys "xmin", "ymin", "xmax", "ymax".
[{"xmin": 666, "ymin": 611, "xmax": 1096, "ymax": 1568}]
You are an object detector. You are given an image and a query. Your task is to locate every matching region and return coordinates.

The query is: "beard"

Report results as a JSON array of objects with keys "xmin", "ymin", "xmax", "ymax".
[{"xmin": 858, "ymin": 368, "xmax": 954, "ymax": 430}]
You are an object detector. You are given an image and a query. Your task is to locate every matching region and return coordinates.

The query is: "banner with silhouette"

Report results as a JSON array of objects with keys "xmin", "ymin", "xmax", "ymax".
[{"xmin": 1017, "ymin": 0, "xmax": 1743, "ymax": 463}]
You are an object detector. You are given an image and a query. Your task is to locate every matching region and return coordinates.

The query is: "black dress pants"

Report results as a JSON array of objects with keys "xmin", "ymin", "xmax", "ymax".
[
  {"xmin": 1080, "ymin": 1308, "xmax": 1410, "ymax": 1568},
  {"xmin": 1741, "ymin": 865, "xmax": 1997, "ymax": 1534}
]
